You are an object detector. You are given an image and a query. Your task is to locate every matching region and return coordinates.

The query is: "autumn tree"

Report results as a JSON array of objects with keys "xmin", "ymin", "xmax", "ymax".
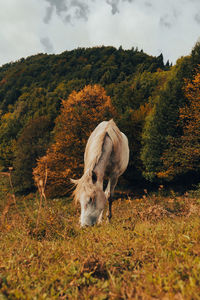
[
  {"xmin": 158, "ymin": 69, "xmax": 200, "ymax": 179},
  {"xmin": 33, "ymin": 85, "xmax": 115, "ymax": 198}
]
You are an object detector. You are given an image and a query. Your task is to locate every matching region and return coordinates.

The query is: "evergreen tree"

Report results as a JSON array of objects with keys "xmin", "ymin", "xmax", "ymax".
[
  {"xmin": 13, "ymin": 116, "xmax": 52, "ymax": 193},
  {"xmin": 158, "ymin": 69, "xmax": 200, "ymax": 179},
  {"xmin": 141, "ymin": 56, "xmax": 192, "ymax": 181}
]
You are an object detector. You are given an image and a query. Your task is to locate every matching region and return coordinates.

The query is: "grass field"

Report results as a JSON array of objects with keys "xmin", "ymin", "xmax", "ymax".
[{"xmin": 0, "ymin": 182, "xmax": 200, "ymax": 299}]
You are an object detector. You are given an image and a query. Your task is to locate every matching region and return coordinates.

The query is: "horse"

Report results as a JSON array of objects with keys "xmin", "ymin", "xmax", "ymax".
[{"xmin": 71, "ymin": 119, "xmax": 129, "ymax": 226}]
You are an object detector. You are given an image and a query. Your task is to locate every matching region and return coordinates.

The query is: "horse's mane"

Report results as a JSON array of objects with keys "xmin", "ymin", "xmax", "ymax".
[
  {"xmin": 71, "ymin": 170, "xmax": 94, "ymax": 204},
  {"xmin": 72, "ymin": 119, "xmax": 122, "ymax": 203}
]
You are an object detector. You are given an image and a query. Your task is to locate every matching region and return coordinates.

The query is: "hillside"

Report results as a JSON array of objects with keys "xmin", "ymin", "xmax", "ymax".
[
  {"xmin": 0, "ymin": 46, "xmax": 166, "ymax": 113},
  {"xmin": 0, "ymin": 46, "xmax": 169, "ymax": 191},
  {"xmin": 0, "ymin": 43, "xmax": 200, "ymax": 194}
]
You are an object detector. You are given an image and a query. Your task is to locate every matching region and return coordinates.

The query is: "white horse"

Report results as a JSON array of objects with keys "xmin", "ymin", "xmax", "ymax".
[{"xmin": 71, "ymin": 119, "xmax": 129, "ymax": 226}]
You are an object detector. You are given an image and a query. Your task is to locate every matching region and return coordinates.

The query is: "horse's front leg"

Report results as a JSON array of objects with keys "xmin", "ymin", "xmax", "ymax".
[
  {"xmin": 105, "ymin": 176, "xmax": 118, "ymax": 222},
  {"xmin": 97, "ymin": 210, "xmax": 104, "ymax": 224}
]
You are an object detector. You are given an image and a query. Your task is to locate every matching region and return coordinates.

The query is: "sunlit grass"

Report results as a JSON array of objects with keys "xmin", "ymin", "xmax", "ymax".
[{"xmin": 1, "ymin": 189, "xmax": 200, "ymax": 299}]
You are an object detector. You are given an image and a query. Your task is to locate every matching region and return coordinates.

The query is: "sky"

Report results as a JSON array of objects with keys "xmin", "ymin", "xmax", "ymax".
[{"xmin": 0, "ymin": 0, "xmax": 200, "ymax": 66}]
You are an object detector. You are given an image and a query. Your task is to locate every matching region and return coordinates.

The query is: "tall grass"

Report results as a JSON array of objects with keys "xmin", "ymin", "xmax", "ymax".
[{"xmin": 0, "ymin": 185, "xmax": 200, "ymax": 299}]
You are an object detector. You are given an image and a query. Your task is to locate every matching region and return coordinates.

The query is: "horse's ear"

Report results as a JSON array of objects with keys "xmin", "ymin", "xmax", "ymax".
[
  {"xmin": 92, "ymin": 171, "xmax": 97, "ymax": 184},
  {"xmin": 70, "ymin": 178, "xmax": 79, "ymax": 186}
]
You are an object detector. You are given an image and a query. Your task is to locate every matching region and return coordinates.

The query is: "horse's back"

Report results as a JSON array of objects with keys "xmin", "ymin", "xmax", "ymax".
[
  {"xmin": 84, "ymin": 121, "xmax": 108, "ymax": 157},
  {"xmin": 118, "ymin": 132, "xmax": 129, "ymax": 175},
  {"xmin": 84, "ymin": 120, "xmax": 129, "ymax": 176},
  {"xmin": 106, "ymin": 124, "xmax": 129, "ymax": 176}
]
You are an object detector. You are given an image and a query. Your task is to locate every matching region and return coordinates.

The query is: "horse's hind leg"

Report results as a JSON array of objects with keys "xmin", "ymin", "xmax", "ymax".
[
  {"xmin": 105, "ymin": 176, "xmax": 118, "ymax": 222},
  {"xmin": 107, "ymin": 198, "xmax": 113, "ymax": 222}
]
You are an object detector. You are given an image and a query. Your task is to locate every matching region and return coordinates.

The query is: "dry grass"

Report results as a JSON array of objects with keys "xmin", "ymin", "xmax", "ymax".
[{"xmin": 0, "ymin": 186, "xmax": 200, "ymax": 299}]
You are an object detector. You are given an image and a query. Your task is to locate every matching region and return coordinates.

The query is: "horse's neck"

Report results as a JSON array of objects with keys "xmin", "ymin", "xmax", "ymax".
[{"xmin": 93, "ymin": 134, "xmax": 113, "ymax": 184}]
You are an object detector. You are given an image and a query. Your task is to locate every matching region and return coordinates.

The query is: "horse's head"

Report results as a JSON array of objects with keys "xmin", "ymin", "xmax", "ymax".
[
  {"xmin": 71, "ymin": 172, "xmax": 106, "ymax": 226},
  {"xmin": 79, "ymin": 186, "xmax": 106, "ymax": 226}
]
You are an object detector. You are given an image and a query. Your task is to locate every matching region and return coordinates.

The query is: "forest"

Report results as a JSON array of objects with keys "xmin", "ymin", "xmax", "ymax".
[
  {"xmin": 1, "ymin": 44, "xmax": 200, "ymax": 299},
  {"xmin": 0, "ymin": 43, "xmax": 199, "ymax": 196}
]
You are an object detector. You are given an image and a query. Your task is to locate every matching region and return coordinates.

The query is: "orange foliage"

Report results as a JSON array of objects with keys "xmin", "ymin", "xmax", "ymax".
[
  {"xmin": 33, "ymin": 85, "xmax": 115, "ymax": 197},
  {"xmin": 180, "ymin": 73, "xmax": 200, "ymax": 141}
]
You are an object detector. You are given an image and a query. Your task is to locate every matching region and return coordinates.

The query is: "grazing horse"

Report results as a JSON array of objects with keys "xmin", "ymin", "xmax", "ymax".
[{"xmin": 71, "ymin": 119, "xmax": 129, "ymax": 226}]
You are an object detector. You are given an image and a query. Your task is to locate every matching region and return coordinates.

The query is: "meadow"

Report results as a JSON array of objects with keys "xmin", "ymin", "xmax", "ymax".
[{"xmin": 0, "ymin": 178, "xmax": 200, "ymax": 299}]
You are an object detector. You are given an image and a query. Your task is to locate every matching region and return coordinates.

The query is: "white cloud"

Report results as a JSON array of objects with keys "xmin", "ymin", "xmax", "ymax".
[
  {"xmin": 0, "ymin": 0, "xmax": 200, "ymax": 66},
  {"xmin": 0, "ymin": 0, "xmax": 46, "ymax": 64},
  {"xmin": 40, "ymin": 37, "xmax": 54, "ymax": 52}
]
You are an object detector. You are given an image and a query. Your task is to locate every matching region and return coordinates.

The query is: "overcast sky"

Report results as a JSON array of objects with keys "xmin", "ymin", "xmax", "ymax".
[{"xmin": 0, "ymin": 0, "xmax": 200, "ymax": 66}]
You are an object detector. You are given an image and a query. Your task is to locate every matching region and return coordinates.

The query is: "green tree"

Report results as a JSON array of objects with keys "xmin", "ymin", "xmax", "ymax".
[
  {"xmin": 0, "ymin": 111, "xmax": 21, "ymax": 168},
  {"xmin": 141, "ymin": 55, "xmax": 194, "ymax": 181},
  {"xmin": 13, "ymin": 116, "xmax": 52, "ymax": 193},
  {"xmin": 107, "ymin": 69, "xmax": 170, "ymax": 184},
  {"xmin": 158, "ymin": 69, "xmax": 200, "ymax": 179}
]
